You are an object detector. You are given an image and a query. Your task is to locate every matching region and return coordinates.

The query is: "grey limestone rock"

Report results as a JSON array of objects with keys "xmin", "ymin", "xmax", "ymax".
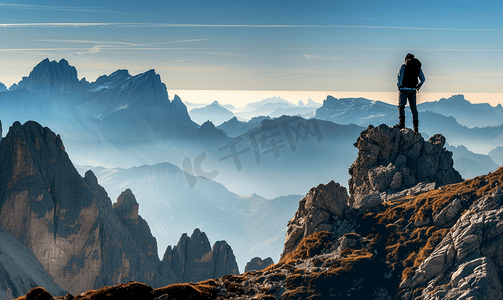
[
  {"xmin": 113, "ymin": 189, "xmax": 160, "ymax": 265},
  {"xmin": 245, "ymin": 257, "xmax": 274, "ymax": 272},
  {"xmin": 0, "ymin": 228, "xmax": 67, "ymax": 299},
  {"xmin": 0, "ymin": 121, "xmax": 169, "ymax": 294},
  {"xmin": 212, "ymin": 240, "xmax": 239, "ymax": 278},
  {"xmin": 349, "ymin": 124, "xmax": 462, "ymax": 209},
  {"xmin": 161, "ymin": 228, "xmax": 239, "ymax": 283},
  {"xmin": 281, "ymin": 180, "xmax": 356, "ymax": 257},
  {"xmin": 401, "ymin": 189, "xmax": 503, "ymax": 299}
]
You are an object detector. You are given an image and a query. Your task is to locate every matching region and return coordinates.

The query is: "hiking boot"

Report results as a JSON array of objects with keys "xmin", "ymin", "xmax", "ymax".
[
  {"xmin": 413, "ymin": 120, "xmax": 419, "ymax": 135},
  {"xmin": 395, "ymin": 116, "xmax": 405, "ymax": 129}
]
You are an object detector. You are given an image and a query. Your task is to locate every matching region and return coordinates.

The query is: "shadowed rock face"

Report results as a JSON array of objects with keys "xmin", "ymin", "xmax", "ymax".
[
  {"xmin": 349, "ymin": 124, "xmax": 463, "ymax": 208},
  {"xmin": 0, "ymin": 121, "xmax": 167, "ymax": 294},
  {"xmin": 161, "ymin": 229, "xmax": 239, "ymax": 283},
  {"xmin": 0, "ymin": 121, "xmax": 241, "ymax": 295},
  {"xmin": 0, "ymin": 229, "xmax": 67, "ymax": 299},
  {"xmin": 113, "ymin": 189, "xmax": 160, "ymax": 265},
  {"xmin": 244, "ymin": 257, "xmax": 274, "ymax": 272},
  {"xmin": 282, "ymin": 181, "xmax": 354, "ymax": 258}
]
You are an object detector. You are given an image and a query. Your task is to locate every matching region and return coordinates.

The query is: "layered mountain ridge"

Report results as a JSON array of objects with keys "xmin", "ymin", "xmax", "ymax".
[{"xmin": 0, "ymin": 58, "xmax": 207, "ymax": 168}]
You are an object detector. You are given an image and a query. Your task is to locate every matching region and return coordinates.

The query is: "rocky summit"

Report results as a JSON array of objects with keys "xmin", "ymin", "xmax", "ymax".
[
  {"xmin": 349, "ymin": 124, "xmax": 463, "ymax": 208},
  {"xmin": 10, "ymin": 123, "xmax": 503, "ymax": 300}
]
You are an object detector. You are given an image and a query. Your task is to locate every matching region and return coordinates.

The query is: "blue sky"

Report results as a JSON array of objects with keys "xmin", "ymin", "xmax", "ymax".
[{"xmin": 1, "ymin": 0, "xmax": 503, "ymax": 94}]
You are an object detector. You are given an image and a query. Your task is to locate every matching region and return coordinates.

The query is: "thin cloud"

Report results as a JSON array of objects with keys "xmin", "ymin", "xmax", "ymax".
[
  {"xmin": 0, "ymin": 3, "xmax": 134, "ymax": 15},
  {"xmin": 0, "ymin": 48, "xmax": 86, "ymax": 52},
  {"xmin": 0, "ymin": 22, "xmax": 499, "ymax": 31},
  {"xmin": 72, "ymin": 39, "xmax": 209, "ymax": 55},
  {"xmin": 32, "ymin": 39, "xmax": 208, "ymax": 46}
]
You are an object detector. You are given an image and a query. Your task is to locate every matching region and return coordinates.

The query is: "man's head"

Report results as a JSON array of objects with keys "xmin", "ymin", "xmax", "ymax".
[{"xmin": 405, "ymin": 53, "xmax": 414, "ymax": 61}]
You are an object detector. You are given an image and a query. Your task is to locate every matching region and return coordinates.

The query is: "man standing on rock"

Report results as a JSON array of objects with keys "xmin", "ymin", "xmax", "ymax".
[{"xmin": 396, "ymin": 53, "xmax": 425, "ymax": 134}]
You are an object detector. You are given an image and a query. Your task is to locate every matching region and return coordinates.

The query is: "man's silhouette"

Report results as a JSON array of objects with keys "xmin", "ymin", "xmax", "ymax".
[{"xmin": 396, "ymin": 53, "xmax": 425, "ymax": 134}]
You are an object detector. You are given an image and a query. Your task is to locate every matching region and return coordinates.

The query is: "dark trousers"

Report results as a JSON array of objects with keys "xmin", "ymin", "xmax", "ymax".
[{"xmin": 399, "ymin": 90, "xmax": 418, "ymax": 121}]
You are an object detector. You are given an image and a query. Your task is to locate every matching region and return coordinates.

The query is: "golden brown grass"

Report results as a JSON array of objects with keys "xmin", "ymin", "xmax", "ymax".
[
  {"xmin": 365, "ymin": 167, "xmax": 503, "ymax": 281},
  {"xmin": 152, "ymin": 280, "xmax": 219, "ymax": 300},
  {"xmin": 14, "ymin": 168, "xmax": 503, "ymax": 300},
  {"xmin": 73, "ymin": 282, "xmax": 153, "ymax": 300},
  {"xmin": 276, "ymin": 231, "xmax": 333, "ymax": 267},
  {"xmin": 14, "ymin": 287, "xmax": 53, "ymax": 300}
]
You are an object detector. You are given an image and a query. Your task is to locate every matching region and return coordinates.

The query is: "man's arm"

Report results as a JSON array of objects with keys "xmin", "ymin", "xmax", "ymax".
[
  {"xmin": 397, "ymin": 65, "xmax": 405, "ymax": 89},
  {"xmin": 416, "ymin": 68, "xmax": 425, "ymax": 90}
]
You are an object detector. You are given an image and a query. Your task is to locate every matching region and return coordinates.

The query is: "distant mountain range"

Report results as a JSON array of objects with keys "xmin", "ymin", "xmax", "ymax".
[
  {"xmin": 189, "ymin": 101, "xmax": 234, "ymax": 126},
  {"xmin": 315, "ymin": 95, "xmax": 503, "ymax": 154},
  {"xmin": 1, "ymin": 58, "xmax": 501, "ymax": 200},
  {"xmin": 417, "ymin": 94, "xmax": 503, "ymax": 128},
  {"xmin": 0, "ymin": 58, "xmax": 222, "ymax": 168},
  {"xmin": 76, "ymin": 162, "xmax": 302, "ymax": 269}
]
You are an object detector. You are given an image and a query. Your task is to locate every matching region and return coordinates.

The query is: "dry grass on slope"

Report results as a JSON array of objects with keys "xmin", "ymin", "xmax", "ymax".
[
  {"xmin": 365, "ymin": 167, "xmax": 503, "ymax": 282},
  {"xmin": 16, "ymin": 168, "xmax": 503, "ymax": 300}
]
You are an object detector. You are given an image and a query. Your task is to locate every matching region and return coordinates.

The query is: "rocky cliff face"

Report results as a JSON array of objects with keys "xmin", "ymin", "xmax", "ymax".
[
  {"xmin": 282, "ymin": 124, "xmax": 463, "ymax": 259},
  {"xmin": 282, "ymin": 181, "xmax": 354, "ymax": 257},
  {"xmin": 0, "ymin": 121, "xmax": 239, "ymax": 296},
  {"xmin": 400, "ymin": 188, "xmax": 503, "ymax": 299},
  {"xmin": 113, "ymin": 189, "xmax": 160, "ymax": 265},
  {"xmin": 0, "ymin": 228, "xmax": 66, "ymax": 299},
  {"xmin": 161, "ymin": 229, "xmax": 239, "ymax": 283},
  {"xmin": 0, "ymin": 121, "xmax": 167, "ymax": 294}
]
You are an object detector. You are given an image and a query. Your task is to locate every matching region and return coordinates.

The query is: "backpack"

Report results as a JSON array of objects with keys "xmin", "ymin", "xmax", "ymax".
[{"xmin": 402, "ymin": 58, "xmax": 422, "ymax": 88}]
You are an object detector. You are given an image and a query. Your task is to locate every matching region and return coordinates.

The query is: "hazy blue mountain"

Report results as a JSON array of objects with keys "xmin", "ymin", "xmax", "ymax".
[
  {"xmin": 217, "ymin": 116, "xmax": 271, "ymax": 137},
  {"xmin": 0, "ymin": 82, "xmax": 7, "ymax": 92},
  {"xmin": 268, "ymin": 106, "xmax": 319, "ymax": 119},
  {"xmin": 0, "ymin": 58, "xmax": 227, "ymax": 168},
  {"xmin": 237, "ymin": 97, "xmax": 296, "ymax": 119},
  {"xmin": 417, "ymin": 94, "xmax": 503, "ymax": 128},
  {"xmin": 447, "ymin": 144, "xmax": 499, "ymax": 179},
  {"xmin": 489, "ymin": 146, "xmax": 503, "ymax": 165},
  {"xmin": 315, "ymin": 96, "xmax": 503, "ymax": 155},
  {"xmin": 315, "ymin": 96, "xmax": 396, "ymax": 126},
  {"xmin": 189, "ymin": 101, "xmax": 235, "ymax": 126},
  {"xmin": 201, "ymin": 116, "xmax": 364, "ymax": 198},
  {"xmin": 76, "ymin": 162, "xmax": 302, "ymax": 270},
  {"xmin": 241, "ymin": 96, "xmax": 293, "ymax": 112},
  {"xmin": 222, "ymin": 103, "xmax": 236, "ymax": 111},
  {"xmin": 419, "ymin": 111, "xmax": 503, "ymax": 154}
]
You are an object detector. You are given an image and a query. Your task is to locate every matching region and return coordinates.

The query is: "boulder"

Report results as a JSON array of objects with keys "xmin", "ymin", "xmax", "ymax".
[{"xmin": 281, "ymin": 181, "xmax": 355, "ymax": 257}]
